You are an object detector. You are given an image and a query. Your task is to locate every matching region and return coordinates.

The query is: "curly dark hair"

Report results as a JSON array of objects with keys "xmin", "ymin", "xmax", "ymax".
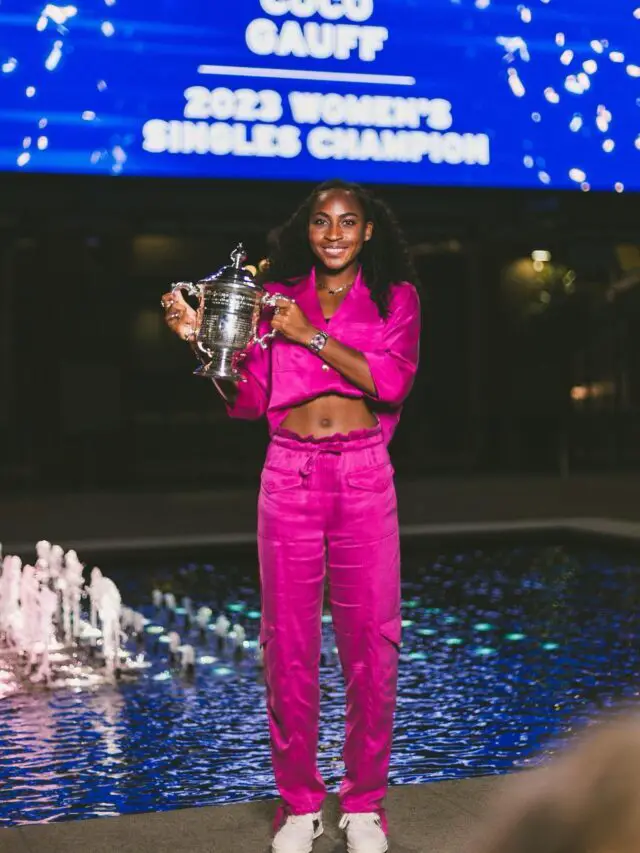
[{"xmin": 258, "ymin": 179, "xmax": 418, "ymax": 319}]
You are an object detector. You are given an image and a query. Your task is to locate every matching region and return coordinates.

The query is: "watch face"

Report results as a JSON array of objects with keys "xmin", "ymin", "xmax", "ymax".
[{"xmin": 309, "ymin": 333, "xmax": 324, "ymax": 353}]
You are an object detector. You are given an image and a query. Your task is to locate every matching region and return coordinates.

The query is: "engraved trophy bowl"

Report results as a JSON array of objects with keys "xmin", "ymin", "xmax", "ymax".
[{"xmin": 170, "ymin": 243, "xmax": 287, "ymax": 381}]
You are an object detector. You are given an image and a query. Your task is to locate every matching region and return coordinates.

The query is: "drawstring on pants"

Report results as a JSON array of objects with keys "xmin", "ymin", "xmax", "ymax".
[{"xmin": 299, "ymin": 448, "xmax": 341, "ymax": 478}]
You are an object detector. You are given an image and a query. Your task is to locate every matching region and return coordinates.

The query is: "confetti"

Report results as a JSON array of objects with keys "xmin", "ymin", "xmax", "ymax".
[
  {"xmin": 508, "ymin": 67, "xmax": 526, "ymax": 97},
  {"xmin": 45, "ymin": 40, "xmax": 63, "ymax": 71},
  {"xmin": 36, "ymin": 4, "xmax": 78, "ymax": 31},
  {"xmin": 518, "ymin": 5, "xmax": 532, "ymax": 24}
]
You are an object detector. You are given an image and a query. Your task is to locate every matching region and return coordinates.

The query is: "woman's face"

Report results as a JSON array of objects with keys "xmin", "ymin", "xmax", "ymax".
[{"xmin": 308, "ymin": 189, "xmax": 373, "ymax": 273}]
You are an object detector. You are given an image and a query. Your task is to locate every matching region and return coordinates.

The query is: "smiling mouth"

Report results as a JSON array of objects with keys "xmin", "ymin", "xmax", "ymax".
[{"xmin": 322, "ymin": 245, "xmax": 349, "ymax": 254}]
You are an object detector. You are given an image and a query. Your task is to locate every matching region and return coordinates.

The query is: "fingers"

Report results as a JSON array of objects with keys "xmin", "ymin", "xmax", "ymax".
[
  {"xmin": 168, "ymin": 307, "xmax": 183, "ymax": 326},
  {"xmin": 274, "ymin": 296, "xmax": 295, "ymax": 309},
  {"xmin": 270, "ymin": 298, "xmax": 302, "ymax": 334},
  {"xmin": 161, "ymin": 291, "xmax": 192, "ymax": 320},
  {"xmin": 161, "ymin": 292, "xmax": 196, "ymax": 341},
  {"xmin": 161, "ymin": 295, "xmax": 179, "ymax": 324},
  {"xmin": 270, "ymin": 304, "xmax": 289, "ymax": 330},
  {"xmin": 270, "ymin": 313, "xmax": 284, "ymax": 332},
  {"xmin": 271, "ymin": 298, "xmax": 296, "ymax": 322},
  {"xmin": 161, "ymin": 291, "xmax": 188, "ymax": 310},
  {"xmin": 163, "ymin": 298, "xmax": 183, "ymax": 324}
]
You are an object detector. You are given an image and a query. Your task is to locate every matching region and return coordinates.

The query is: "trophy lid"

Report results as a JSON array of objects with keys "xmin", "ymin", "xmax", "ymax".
[{"xmin": 198, "ymin": 243, "xmax": 258, "ymax": 288}]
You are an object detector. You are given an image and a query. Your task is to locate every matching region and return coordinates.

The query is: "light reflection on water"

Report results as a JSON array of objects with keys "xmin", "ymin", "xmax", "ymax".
[{"xmin": 1, "ymin": 542, "xmax": 639, "ymax": 826}]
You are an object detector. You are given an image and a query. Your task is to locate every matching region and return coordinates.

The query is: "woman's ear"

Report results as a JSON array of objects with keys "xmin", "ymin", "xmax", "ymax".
[{"xmin": 364, "ymin": 221, "xmax": 374, "ymax": 242}]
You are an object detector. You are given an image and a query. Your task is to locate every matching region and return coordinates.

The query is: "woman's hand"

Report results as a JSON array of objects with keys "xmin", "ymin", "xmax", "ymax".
[
  {"xmin": 270, "ymin": 297, "xmax": 317, "ymax": 346},
  {"xmin": 161, "ymin": 290, "xmax": 197, "ymax": 342}
]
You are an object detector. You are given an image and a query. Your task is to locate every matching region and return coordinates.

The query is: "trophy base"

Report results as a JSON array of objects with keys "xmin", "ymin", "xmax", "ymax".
[{"xmin": 193, "ymin": 347, "xmax": 243, "ymax": 381}]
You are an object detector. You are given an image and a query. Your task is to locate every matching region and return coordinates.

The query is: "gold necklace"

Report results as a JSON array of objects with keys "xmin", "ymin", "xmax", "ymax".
[{"xmin": 318, "ymin": 282, "xmax": 351, "ymax": 296}]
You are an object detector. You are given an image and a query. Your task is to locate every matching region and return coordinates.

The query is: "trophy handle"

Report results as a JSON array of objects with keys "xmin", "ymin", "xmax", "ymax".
[
  {"xmin": 171, "ymin": 281, "xmax": 200, "ymax": 299},
  {"xmin": 253, "ymin": 328, "xmax": 277, "ymax": 349},
  {"xmin": 253, "ymin": 293, "xmax": 295, "ymax": 349}
]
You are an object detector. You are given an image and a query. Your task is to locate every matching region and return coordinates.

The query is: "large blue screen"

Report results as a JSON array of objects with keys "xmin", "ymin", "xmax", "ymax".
[{"xmin": 0, "ymin": 1, "xmax": 638, "ymax": 189}]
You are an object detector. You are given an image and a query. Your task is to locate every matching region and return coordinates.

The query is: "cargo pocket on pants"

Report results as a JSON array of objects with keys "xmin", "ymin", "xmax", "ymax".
[
  {"xmin": 261, "ymin": 469, "xmax": 304, "ymax": 494},
  {"xmin": 346, "ymin": 463, "xmax": 394, "ymax": 493},
  {"xmin": 380, "ymin": 615, "xmax": 402, "ymax": 651},
  {"xmin": 259, "ymin": 621, "xmax": 275, "ymax": 647}
]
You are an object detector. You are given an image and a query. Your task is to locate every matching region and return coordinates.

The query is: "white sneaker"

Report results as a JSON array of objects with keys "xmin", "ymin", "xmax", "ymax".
[
  {"xmin": 339, "ymin": 812, "xmax": 388, "ymax": 853},
  {"xmin": 272, "ymin": 810, "xmax": 323, "ymax": 853}
]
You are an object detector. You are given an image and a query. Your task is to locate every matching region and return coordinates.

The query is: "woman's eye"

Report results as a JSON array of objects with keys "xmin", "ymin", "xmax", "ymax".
[{"xmin": 343, "ymin": 219, "xmax": 356, "ymax": 227}]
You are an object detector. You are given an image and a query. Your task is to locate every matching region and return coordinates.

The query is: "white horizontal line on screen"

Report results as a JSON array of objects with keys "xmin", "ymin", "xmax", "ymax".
[{"xmin": 197, "ymin": 64, "xmax": 416, "ymax": 86}]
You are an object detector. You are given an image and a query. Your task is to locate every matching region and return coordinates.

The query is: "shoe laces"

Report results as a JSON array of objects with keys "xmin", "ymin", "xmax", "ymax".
[
  {"xmin": 287, "ymin": 815, "xmax": 310, "ymax": 826},
  {"xmin": 339, "ymin": 813, "xmax": 382, "ymax": 831},
  {"xmin": 281, "ymin": 812, "xmax": 320, "ymax": 830}
]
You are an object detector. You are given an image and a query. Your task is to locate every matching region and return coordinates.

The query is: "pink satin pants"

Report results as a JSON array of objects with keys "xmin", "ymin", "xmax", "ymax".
[{"xmin": 257, "ymin": 424, "xmax": 401, "ymax": 828}]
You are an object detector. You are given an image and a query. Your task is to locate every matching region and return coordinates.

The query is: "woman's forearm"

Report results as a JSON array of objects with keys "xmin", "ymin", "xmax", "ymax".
[{"xmin": 315, "ymin": 334, "xmax": 377, "ymax": 397}]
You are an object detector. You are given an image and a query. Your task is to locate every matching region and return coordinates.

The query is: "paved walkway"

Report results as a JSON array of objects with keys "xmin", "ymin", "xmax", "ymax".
[{"xmin": 2, "ymin": 776, "xmax": 501, "ymax": 853}]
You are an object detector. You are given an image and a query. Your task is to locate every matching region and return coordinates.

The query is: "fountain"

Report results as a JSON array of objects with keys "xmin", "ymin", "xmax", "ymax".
[
  {"xmin": 229, "ymin": 623, "xmax": 246, "ymax": 661},
  {"xmin": 164, "ymin": 592, "xmax": 177, "ymax": 625},
  {"xmin": 167, "ymin": 630, "xmax": 181, "ymax": 665},
  {"xmin": 196, "ymin": 606, "xmax": 212, "ymax": 643},
  {"xmin": 213, "ymin": 613, "xmax": 230, "ymax": 653},
  {"xmin": 0, "ymin": 541, "xmax": 148, "ymax": 688},
  {"xmin": 0, "ymin": 539, "xmax": 269, "ymax": 701},
  {"xmin": 180, "ymin": 643, "xmax": 196, "ymax": 676}
]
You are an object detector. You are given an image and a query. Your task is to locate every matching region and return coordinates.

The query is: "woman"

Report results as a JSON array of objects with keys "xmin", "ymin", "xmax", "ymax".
[{"xmin": 161, "ymin": 179, "xmax": 421, "ymax": 853}]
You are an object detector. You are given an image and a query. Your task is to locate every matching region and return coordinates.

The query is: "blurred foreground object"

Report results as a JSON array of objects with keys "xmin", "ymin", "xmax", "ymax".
[{"xmin": 468, "ymin": 712, "xmax": 640, "ymax": 853}]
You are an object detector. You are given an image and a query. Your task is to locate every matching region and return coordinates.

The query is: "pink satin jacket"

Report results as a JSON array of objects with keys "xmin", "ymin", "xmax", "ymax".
[{"xmin": 225, "ymin": 267, "xmax": 421, "ymax": 445}]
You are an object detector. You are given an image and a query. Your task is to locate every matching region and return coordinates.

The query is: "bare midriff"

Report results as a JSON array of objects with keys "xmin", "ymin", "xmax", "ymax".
[{"xmin": 280, "ymin": 394, "xmax": 377, "ymax": 438}]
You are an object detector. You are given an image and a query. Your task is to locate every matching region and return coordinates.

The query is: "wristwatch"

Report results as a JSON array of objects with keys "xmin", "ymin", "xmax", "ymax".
[{"xmin": 307, "ymin": 329, "xmax": 329, "ymax": 355}]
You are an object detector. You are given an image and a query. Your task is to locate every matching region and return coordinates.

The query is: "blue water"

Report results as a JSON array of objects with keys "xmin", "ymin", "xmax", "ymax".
[{"xmin": 1, "ymin": 541, "xmax": 639, "ymax": 826}]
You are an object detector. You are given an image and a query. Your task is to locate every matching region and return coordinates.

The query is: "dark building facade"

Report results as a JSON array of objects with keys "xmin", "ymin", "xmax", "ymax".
[{"xmin": 1, "ymin": 174, "xmax": 639, "ymax": 492}]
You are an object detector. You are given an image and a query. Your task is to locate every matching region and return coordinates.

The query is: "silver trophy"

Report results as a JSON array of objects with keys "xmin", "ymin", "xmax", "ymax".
[{"xmin": 170, "ymin": 243, "xmax": 290, "ymax": 381}]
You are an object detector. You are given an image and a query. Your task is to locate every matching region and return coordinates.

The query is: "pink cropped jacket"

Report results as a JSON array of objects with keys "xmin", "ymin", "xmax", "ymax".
[{"xmin": 225, "ymin": 267, "xmax": 421, "ymax": 445}]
